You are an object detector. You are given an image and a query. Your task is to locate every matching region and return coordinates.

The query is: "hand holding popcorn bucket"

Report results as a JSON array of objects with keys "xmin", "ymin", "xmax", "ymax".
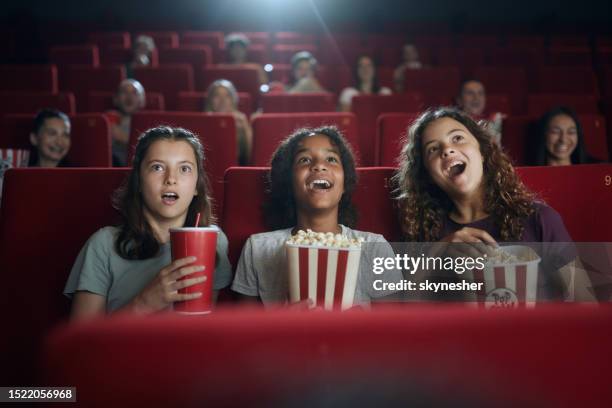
[
  {"xmin": 467, "ymin": 245, "xmax": 541, "ymax": 308},
  {"xmin": 286, "ymin": 230, "xmax": 363, "ymax": 311}
]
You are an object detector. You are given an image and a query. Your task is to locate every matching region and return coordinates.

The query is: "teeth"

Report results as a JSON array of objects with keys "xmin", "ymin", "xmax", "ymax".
[
  {"xmin": 310, "ymin": 179, "xmax": 331, "ymax": 189},
  {"xmin": 162, "ymin": 192, "xmax": 178, "ymax": 198}
]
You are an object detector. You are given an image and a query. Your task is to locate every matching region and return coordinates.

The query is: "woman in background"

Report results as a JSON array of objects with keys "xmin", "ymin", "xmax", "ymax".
[{"xmin": 339, "ymin": 55, "xmax": 392, "ymax": 112}]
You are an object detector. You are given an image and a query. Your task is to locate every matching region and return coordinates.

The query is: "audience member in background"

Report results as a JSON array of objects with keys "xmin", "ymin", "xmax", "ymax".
[
  {"xmin": 223, "ymin": 32, "xmax": 268, "ymax": 86},
  {"xmin": 231, "ymin": 126, "xmax": 402, "ymax": 307},
  {"xmin": 532, "ymin": 106, "xmax": 599, "ymax": 166},
  {"xmin": 286, "ymin": 51, "xmax": 327, "ymax": 93},
  {"xmin": 64, "ymin": 126, "xmax": 232, "ymax": 319},
  {"xmin": 393, "ymin": 43, "xmax": 423, "ymax": 93},
  {"xmin": 126, "ymin": 35, "xmax": 156, "ymax": 78},
  {"xmin": 455, "ymin": 79, "xmax": 504, "ymax": 145},
  {"xmin": 29, "ymin": 108, "xmax": 71, "ymax": 167},
  {"xmin": 338, "ymin": 55, "xmax": 392, "ymax": 112},
  {"xmin": 395, "ymin": 107, "xmax": 594, "ymax": 301},
  {"xmin": 107, "ymin": 79, "xmax": 146, "ymax": 166},
  {"xmin": 204, "ymin": 79, "xmax": 252, "ymax": 165}
]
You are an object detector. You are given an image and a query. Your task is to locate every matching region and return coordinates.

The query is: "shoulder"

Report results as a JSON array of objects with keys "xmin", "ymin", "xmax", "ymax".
[
  {"xmin": 87, "ymin": 226, "xmax": 119, "ymax": 247},
  {"xmin": 532, "ymin": 202, "xmax": 563, "ymax": 223},
  {"xmin": 530, "ymin": 202, "xmax": 572, "ymax": 241},
  {"xmin": 342, "ymin": 226, "xmax": 387, "ymax": 243},
  {"xmin": 248, "ymin": 228, "xmax": 293, "ymax": 245}
]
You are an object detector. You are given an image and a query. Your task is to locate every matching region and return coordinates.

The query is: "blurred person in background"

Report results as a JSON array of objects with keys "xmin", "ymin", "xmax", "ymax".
[
  {"xmin": 286, "ymin": 51, "xmax": 327, "ymax": 93},
  {"xmin": 29, "ymin": 108, "xmax": 71, "ymax": 167},
  {"xmin": 393, "ymin": 43, "xmax": 423, "ymax": 93},
  {"xmin": 107, "ymin": 79, "xmax": 146, "ymax": 166},
  {"xmin": 339, "ymin": 55, "xmax": 392, "ymax": 112},
  {"xmin": 127, "ymin": 35, "xmax": 156, "ymax": 78},
  {"xmin": 455, "ymin": 79, "xmax": 504, "ymax": 145},
  {"xmin": 223, "ymin": 32, "xmax": 268, "ymax": 86}
]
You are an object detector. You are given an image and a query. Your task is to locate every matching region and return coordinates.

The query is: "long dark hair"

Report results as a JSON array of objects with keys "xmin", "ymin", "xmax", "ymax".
[
  {"xmin": 264, "ymin": 126, "xmax": 358, "ymax": 230},
  {"xmin": 354, "ymin": 55, "xmax": 381, "ymax": 94},
  {"xmin": 395, "ymin": 107, "xmax": 536, "ymax": 242},
  {"xmin": 532, "ymin": 106, "xmax": 590, "ymax": 165},
  {"xmin": 113, "ymin": 126, "xmax": 215, "ymax": 259}
]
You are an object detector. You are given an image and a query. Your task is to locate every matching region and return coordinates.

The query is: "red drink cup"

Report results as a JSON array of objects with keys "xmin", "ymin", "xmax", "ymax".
[{"xmin": 170, "ymin": 227, "xmax": 218, "ymax": 314}]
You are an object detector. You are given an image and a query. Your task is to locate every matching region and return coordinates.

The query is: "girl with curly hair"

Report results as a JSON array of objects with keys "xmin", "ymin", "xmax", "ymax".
[
  {"xmin": 65, "ymin": 126, "xmax": 233, "ymax": 319},
  {"xmin": 231, "ymin": 126, "xmax": 402, "ymax": 307},
  {"xmin": 394, "ymin": 108, "xmax": 596, "ymax": 301}
]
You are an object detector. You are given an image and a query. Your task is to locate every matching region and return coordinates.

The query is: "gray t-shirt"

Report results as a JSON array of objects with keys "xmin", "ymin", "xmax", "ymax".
[
  {"xmin": 231, "ymin": 225, "xmax": 403, "ymax": 307},
  {"xmin": 64, "ymin": 226, "xmax": 233, "ymax": 312}
]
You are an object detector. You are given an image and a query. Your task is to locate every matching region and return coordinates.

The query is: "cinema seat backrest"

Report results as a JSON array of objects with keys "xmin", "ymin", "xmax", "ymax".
[
  {"xmin": 260, "ymin": 92, "xmax": 335, "ymax": 113},
  {"xmin": 128, "ymin": 112, "xmax": 237, "ymax": 219},
  {"xmin": 251, "ymin": 112, "xmax": 359, "ymax": 166},
  {"xmin": 1, "ymin": 113, "xmax": 112, "ymax": 167},
  {"xmin": 516, "ymin": 164, "xmax": 612, "ymax": 241},
  {"xmin": 222, "ymin": 167, "xmax": 400, "ymax": 267},
  {"xmin": 0, "ymin": 168, "xmax": 129, "ymax": 385},
  {"xmin": 176, "ymin": 91, "xmax": 253, "ymax": 117},
  {"xmin": 0, "ymin": 64, "xmax": 58, "ymax": 93},
  {"xmin": 133, "ymin": 64, "xmax": 195, "ymax": 110},
  {"xmin": 376, "ymin": 113, "xmax": 418, "ymax": 166},
  {"xmin": 0, "ymin": 91, "xmax": 76, "ymax": 115}
]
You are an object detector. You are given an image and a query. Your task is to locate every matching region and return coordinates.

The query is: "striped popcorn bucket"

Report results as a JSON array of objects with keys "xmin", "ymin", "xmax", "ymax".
[
  {"xmin": 469, "ymin": 246, "xmax": 540, "ymax": 309},
  {"xmin": 286, "ymin": 243, "xmax": 362, "ymax": 311},
  {"xmin": 1, "ymin": 148, "xmax": 30, "ymax": 196}
]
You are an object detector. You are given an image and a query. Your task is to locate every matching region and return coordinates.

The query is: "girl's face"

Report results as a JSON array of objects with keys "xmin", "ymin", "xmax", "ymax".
[
  {"xmin": 116, "ymin": 81, "xmax": 145, "ymax": 114},
  {"xmin": 30, "ymin": 117, "xmax": 71, "ymax": 166},
  {"xmin": 140, "ymin": 139, "xmax": 199, "ymax": 226},
  {"xmin": 357, "ymin": 57, "xmax": 375, "ymax": 82},
  {"xmin": 292, "ymin": 134, "xmax": 345, "ymax": 214},
  {"xmin": 421, "ymin": 117, "xmax": 484, "ymax": 200},
  {"xmin": 546, "ymin": 114, "xmax": 578, "ymax": 163},
  {"xmin": 210, "ymin": 86, "xmax": 234, "ymax": 113}
]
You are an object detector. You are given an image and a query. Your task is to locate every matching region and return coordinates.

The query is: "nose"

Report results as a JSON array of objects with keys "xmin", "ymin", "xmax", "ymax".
[
  {"xmin": 441, "ymin": 145, "xmax": 456, "ymax": 158},
  {"xmin": 164, "ymin": 169, "xmax": 177, "ymax": 185},
  {"xmin": 311, "ymin": 158, "xmax": 328, "ymax": 172}
]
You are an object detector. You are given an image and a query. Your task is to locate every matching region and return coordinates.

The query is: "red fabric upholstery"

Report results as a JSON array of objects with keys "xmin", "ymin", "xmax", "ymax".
[
  {"xmin": 0, "ymin": 64, "xmax": 58, "ymax": 93},
  {"xmin": 250, "ymin": 112, "xmax": 359, "ymax": 166},
  {"xmin": 351, "ymin": 94, "xmax": 423, "ymax": 166},
  {"xmin": 376, "ymin": 113, "xmax": 418, "ymax": 166},
  {"xmin": 43, "ymin": 306, "xmax": 612, "ymax": 407},
  {"xmin": 128, "ymin": 112, "xmax": 237, "ymax": 219},
  {"xmin": 530, "ymin": 67, "xmax": 599, "ymax": 95},
  {"xmin": 1, "ymin": 113, "xmax": 112, "ymax": 166},
  {"xmin": 473, "ymin": 67, "xmax": 528, "ymax": 114},
  {"xmin": 546, "ymin": 47, "xmax": 593, "ymax": 66},
  {"xmin": 87, "ymin": 91, "xmax": 165, "ymax": 112},
  {"xmin": 517, "ymin": 164, "xmax": 612, "ymax": 241},
  {"xmin": 0, "ymin": 92, "xmax": 76, "ymax": 115},
  {"xmin": 526, "ymin": 93, "xmax": 599, "ymax": 116},
  {"xmin": 580, "ymin": 114, "xmax": 609, "ymax": 162},
  {"xmin": 88, "ymin": 31, "xmax": 131, "ymax": 49},
  {"xmin": 180, "ymin": 31, "xmax": 223, "ymax": 51},
  {"xmin": 402, "ymin": 67, "xmax": 461, "ymax": 96},
  {"xmin": 158, "ymin": 45, "xmax": 213, "ymax": 67},
  {"xmin": 222, "ymin": 167, "xmax": 400, "ymax": 266},
  {"xmin": 271, "ymin": 44, "xmax": 318, "ymax": 64},
  {"xmin": 260, "ymin": 92, "xmax": 335, "ymax": 113},
  {"xmin": 273, "ymin": 32, "xmax": 316, "ymax": 45},
  {"xmin": 49, "ymin": 44, "xmax": 100, "ymax": 67},
  {"xmin": 485, "ymin": 48, "xmax": 543, "ymax": 67},
  {"xmin": 219, "ymin": 45, "xmax": 269, "ymax": 64},
  {"xmin": 198, "ymin": 66, "xmax": 261, "ymax": 102},
  {"xmin": 100, "ymin": 45, "xmax": 159, "ymax": 66},
  {"xmin": 136, "ymin": 31, "xmax": 179, "ymax": 48},
  {"xmin": 59, "ymin": 65, "xmax": 126, "ymax": 110},
  {"xmin": 434, "ymin": 47, "xmax": 485, "ymax": 76},
  {"xmin": 242, "ymin": 31, "xmax": 272, "ymax": 48},
  {"xmin": 0, "ymin": 168, "xmax": 129, "ymax": 385},
  {"xmin": 133, "ymin": 64, "xmax": 195, "ymax": 110},
  {"xmin": 176, "ymin": 91, "xmax": 253, "ymax": 116}
]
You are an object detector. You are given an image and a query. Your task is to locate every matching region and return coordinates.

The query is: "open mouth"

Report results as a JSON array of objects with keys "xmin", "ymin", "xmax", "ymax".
[
  {"xmin": 308, "ymin": 179, "xmax": 333, "ymax": 190},
  {"xmin": 161, "ymin": 192, "xmax": 179, "ymax": 204},
  {"xmin": 446, "ymin": 161, "xmax": 466, "ymax": 178}
]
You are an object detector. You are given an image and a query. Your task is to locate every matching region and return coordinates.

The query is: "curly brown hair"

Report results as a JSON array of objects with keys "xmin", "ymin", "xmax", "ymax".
[{"xmin": 394, "ymin": 107, "xmax": 536, "ymax": 242}]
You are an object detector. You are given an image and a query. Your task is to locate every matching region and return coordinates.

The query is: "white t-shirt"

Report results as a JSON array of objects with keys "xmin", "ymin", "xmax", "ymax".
[{"xmin": 339, "ymin": 86, "xmax": 392, "ymax": 108}]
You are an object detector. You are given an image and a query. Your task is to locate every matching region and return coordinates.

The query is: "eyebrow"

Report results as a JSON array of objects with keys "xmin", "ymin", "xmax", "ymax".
[
  {"xmin": 145, "ymin": 159, "xmax": 196, "ymax": 165},
  {"xmin": 295, "ymin": 147, "xmax": 340, "ymax": 155}
]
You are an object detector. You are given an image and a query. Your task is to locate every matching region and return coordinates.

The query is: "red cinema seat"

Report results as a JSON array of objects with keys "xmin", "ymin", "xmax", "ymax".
[
  {"xmin": 501, "ymin": 116, "xmax": 534, "ymax": 166},
  {"xmin": 516, "ymin": 164, "xmax": 612, "ymax": 241},
  {"xmin": 133, "ymin": 64, "xmax": 195, "ymax": 110},
  {"xmin": 60, "ymin": 65, "xmax": 127, "ymax": 110},
  {"xmin": 250, "ymin": 112, "xmax": 359, "ymax": 166},
  {"xmin": 158, "ymin": 45, "xmax": 213, "ymax": 68},
  {"xmin": 260, "ymin": 92, "xmax": 335, "ymax": 113},
  {"xmin": 128, "ymin": 112, "xmax": 237, "ymax": 219},
  {"xmin": 43, "ymin": 307, "xmax": 612, "ymax": 407},
  {"xmin": 473, "ymin": 67, "xmax": 528, "ymax": 115},
  {"xmin": 316, "ymin": 65, "xmax": 352, "ymax": 94},
  {"xmin": 219, "ymin": 45, "xmax": 269, "ymax": 64},
  {"xmin": 136, "ymin": 31, "xmax": 179, "ymax": 48},
  {"xmin": 222, "ymin": 167, "xmax": 399, "ymax": 265},
  {"xmin": 579, "ymin": 114, "xmax": 609, "ymax": 162},
  {"xmin": 485, "ymin": 48, "xmax": 543, "ymax": 67},
  {"xmin": 376, "ymin": 113, "xmax": 419, "ymax": 166},
  {"xmin": 87, "ymin": 91, "xmax": 165, "ymax": 112},
  {"xmin": 0, "ymin": 92, "xmax": 76, "ymax": 115},
  {"xmin": 100, "ymin": 45, "xmax": 159, "ymax": 66},
  {"xmin": 526, "ymin": 93, "xmax": 599, "ymax": 116},
  {"xmin": 351, "ymin": 94, "xmax": 424, "ymax": 166},
  {"xmin": 273, "ymin": 32, "xmax": 316, "ymax": 46},
  {"xmin": 49, "ymin": 44, "xmax": 100, "ymax": 67},
  {"xmin": 176, "ymin": 91, "xmax": 253, "ymax": 116},
  {"xmin": 88, "ymin": 31, "xmax": 131, "ymax": 49},
  {"xmin": 546, "ymin": 47, "xmax": 593, "ymax": 67},
  {"xmin": 198, "ymin": 66, "xmax": 261, "ymax": 102},
  {"xmin": 599, "ymin": 67, "xmax": 612, "ymax": 97},
  {"xmin": 0, "ymin": 168, "xmax": 128, "ymax": 386},
  {"xmin": 242, "ymin": 32, "xmax": 271, "ymax": 48},
  {"xmin": 181, "ymin": 31, "xmax": 223, "ymax": 50},
  {"xmin": 403, "ymin": 67, "xmax": 461, "ymax": 97},
  {"xmin": 0, "ymin": 64, "xmax": 58, "ymax": 93},
  {"xmin": 434, "ymin": 48, "xmax": 485, "ymax": 76},
  {"xmin": 457, "ymin": 34, "xmax": 500, "ymax": 48},
  {"xmin": 531, "ymin": 67, "xmax": 599, "ymax": 95},
  {"xmin": 1, "ymin": 113, "xmax": 112, "ymax": 166}
]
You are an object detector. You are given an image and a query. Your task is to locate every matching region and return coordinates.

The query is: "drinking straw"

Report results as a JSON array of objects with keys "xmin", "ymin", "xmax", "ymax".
[{"xmin": 195, "ymin": 212, "xmax": 201, "ymax": 227}]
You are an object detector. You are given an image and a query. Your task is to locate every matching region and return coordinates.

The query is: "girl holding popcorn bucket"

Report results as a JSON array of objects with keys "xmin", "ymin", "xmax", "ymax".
[
  {"xmin": 394, "ymin": 107, "xmax": 595, "ymax": 303},
  {"xmin": 231, "ymin": 126, "xmax": 403, "ymax": 309}
]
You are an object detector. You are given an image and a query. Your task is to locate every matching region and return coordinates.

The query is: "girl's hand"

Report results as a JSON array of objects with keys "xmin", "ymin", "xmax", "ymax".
[
  {"xmin": 432, "ymin": 227, "xmax": 498, "ymax": 259},
  {"xmin": 133, "ymin": 256, "xmax": 207, "ymax": 313}
]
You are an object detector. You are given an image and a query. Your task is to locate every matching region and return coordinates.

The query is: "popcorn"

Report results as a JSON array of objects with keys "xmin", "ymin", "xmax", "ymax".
[
  {"xmin": 286, "ymin": 229, "xmax": 364, "ymax": 248},
  {"xmin": 488, "ymin": 247, "xmax": 520, "ymax": 263}
]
